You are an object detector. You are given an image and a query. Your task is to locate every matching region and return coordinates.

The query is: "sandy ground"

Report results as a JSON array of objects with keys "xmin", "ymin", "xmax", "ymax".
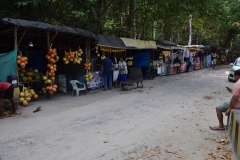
[{"xmin": 0, "ymin": 65, "xmax": 236, "ymax": 160}]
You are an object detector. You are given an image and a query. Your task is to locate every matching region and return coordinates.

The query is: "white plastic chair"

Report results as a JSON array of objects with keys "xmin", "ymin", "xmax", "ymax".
[{"xmin": 70, "ymin": 80, "xmax": 87, "ymax": 96}]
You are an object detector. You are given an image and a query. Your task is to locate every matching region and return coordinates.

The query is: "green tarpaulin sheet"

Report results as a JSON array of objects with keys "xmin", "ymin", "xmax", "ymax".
[{"xmin": 0, "ymin": 49, "xmax": 17, "ymax": 82}]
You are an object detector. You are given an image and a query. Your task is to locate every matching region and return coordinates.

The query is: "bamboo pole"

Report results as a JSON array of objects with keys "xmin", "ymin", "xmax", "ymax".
[
  {"xmin": 49, "ymin": 32, "xmax": 58, "ymax": 44},
  {"xmin": 14, "ymin": 26, "xmax": 17, "ymax": 49},
  {"xmin": 47, "ymin": 31, "xmax": 50, "ymax": 48},
  {"xmin": 17, "ymin": 29, "xmax": 26, "ymax": 46},
  {"xmin": 46, "ymin": 31, "xmax": 50, "ymax": 100}
]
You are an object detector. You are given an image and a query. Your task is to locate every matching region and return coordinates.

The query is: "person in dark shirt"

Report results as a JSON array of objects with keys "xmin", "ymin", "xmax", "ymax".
[
  {"xmin": 101, "ymin": 56, "xmax": 114, "ymax": 91},
  {"xmin": 173, "ymin": 56, "xmax": 182, "ymax": 73}
]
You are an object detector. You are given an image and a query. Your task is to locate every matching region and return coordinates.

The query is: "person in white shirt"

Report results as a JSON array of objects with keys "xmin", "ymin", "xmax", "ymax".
[
  {"xmin": 212, "ymin": 53, "xmax": 217, "ymax": 69},
  {"xmin": 118, "ymin": 57, "xmax": 128, "ymax": 83}
]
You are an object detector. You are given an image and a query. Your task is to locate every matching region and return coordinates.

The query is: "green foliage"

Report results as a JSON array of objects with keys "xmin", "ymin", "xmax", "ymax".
[{"xmin": 1, "ymin": 0, "xmax": 240, "ymax": 50}]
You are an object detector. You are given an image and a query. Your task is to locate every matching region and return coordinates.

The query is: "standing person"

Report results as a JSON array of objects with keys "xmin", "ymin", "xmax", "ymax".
[
  {"xmin": 212, "ymin": 58, "xmax": 216, "ymax": 69},
  {"xmin": 118, "ymin": 57, "xmax": 128, "ymax": 84},
  {"xmin": 173, "ymin": 56, "xmax": 181, "ymax": 74},
  {"xmin": 209, "ymin": 69, "xmax": 240, "ymax": 131},
  {"xmin": 0, "ymin": 82, "xmax": 16, "ymax": 119},
  {"xmin": 212, "ymin": 52, "xmax": 217, "ymax": 69},
  {"xmin": 101, "ymin": 56, "xmax": 114, "ymax": 91},
  {"xmin": 184, "ymin": 49, "xmax": 190, "ymax": 72}
]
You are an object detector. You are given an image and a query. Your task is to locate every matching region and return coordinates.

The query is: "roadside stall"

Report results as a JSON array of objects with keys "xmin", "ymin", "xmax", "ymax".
[
  {"xmin": 90, "ymin": 34, "xmax": 127, "ymax": 89},
  {"xmin": 120, "ymin": 38, "xmax": 157, "ymax": 79},
  {"xmin": 0, "ymin": 18, "xmax": 96, "ymax": 106},
  {"xmin": 155, "ymin": 40, "xmax": 185, "ymax": 76},
  {"xmin": 183, "ymin": 45, "xmax": 204, "ymax": 71}
]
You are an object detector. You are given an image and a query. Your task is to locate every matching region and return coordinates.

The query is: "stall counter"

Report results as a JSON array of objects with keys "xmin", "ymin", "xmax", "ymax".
[{"xmin": 168, "ymin": 65, "xmax": 180, "ymax": 75}]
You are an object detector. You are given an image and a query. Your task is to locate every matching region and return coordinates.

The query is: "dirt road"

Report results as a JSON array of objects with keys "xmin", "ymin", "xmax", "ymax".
[{"xmin": 0, "ymin": 65, "xmax": 235, "ymax": 160}]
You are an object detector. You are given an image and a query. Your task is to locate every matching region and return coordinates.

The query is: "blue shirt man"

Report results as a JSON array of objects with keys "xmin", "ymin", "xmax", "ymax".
[{"xmin": 101, "ymin": 57, "xmax": 113, "ymax": 90}]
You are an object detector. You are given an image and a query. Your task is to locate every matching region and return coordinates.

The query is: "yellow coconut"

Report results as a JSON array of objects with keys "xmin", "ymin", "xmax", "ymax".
[
  {"xmin": 20, "ymin": 98, "xmax": 24, "ymax": 102},
  {"xmin": 25, "ymin": 97, "xmax": 31, "ymax": 102},
  {"xmin": 33, "ymin": 94, "xmax": 38, "ymax": 99},
  {"xmin": 20, "ymin": 92, "xmax": 24, "ymax": 97},
  {"xmin": 22, "ymin": 100, "xmax": 28, "ymax": 106},
  {"xmin": 47, "ymin": 79, "xmax": 51, "ymax": 84},
  {"xmin": 42, "ymin": 76, "xmax": 47, "ymax": 80}
]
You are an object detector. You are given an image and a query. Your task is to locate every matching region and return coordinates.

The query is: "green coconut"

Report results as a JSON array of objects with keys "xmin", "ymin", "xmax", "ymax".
[{"xmin": 21, "ymin": 76, "xmax": 28, "ymax": 82}]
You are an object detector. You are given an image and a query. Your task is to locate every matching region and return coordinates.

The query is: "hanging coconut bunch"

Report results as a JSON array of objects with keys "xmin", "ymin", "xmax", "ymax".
[
  {"xmin": 41, "ymin": 72, "xmax": 58, "ymax": 95},
  {"xmin": 95, "ymin": 46, "xmax": 100, "ymax": 57},
  {"xmin": 84, "ymin": 60, "xmax": 91, "ymax": 71},
  {"xmin": 45, "ymin": 84, "xmax": 58, "ymax": 95},
  {"xmin": 45, "ymin": 47, "xmax": 58, "ymax": 81},
  {"xmin": 19, "ymin": 86, "xmax": 38, "ymax": 107},
  {"xmin": 159, "ymin": 53, "xmax": 163, "ymax": 60},
  {"xmin": 45, "ymin": 44, "xmax": 59, "ymax": 64},
  {"xmin": 63, "ymin": 47, "xmax": 83, "ymax": 65},
  {"xmin": 84, "ymin": 72, "xmax": 93, "ymax": 81},
  {"xmin": 16, "ymin": 52, "xmax": 28, "ymax": 69},
  {"xmin": 43, "ymin": 44, "xmax": 59, "ymax": 95},
  {"xmin": 101, "ymin": 54, "xmax": 106, "ymax": 60},
  {"xmin": 127, "ymin": 57, "xmax": 133, "ymax": 66}
]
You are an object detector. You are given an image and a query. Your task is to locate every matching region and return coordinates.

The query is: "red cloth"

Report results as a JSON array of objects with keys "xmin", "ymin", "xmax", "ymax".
[{"xmin": 0, "ymin": 82, "xmax": 11, "ymax": 91}]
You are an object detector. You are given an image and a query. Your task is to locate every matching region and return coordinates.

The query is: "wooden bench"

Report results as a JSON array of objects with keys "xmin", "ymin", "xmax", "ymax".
[{"xmin": 121, "ymin": 67, "xmax": 143, "ymax": 91}]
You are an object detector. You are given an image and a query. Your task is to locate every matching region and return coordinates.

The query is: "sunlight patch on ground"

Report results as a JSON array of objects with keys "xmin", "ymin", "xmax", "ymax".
[{"xmin": 225, "ymin": 71, "xmax": 229, "ymax": 75}]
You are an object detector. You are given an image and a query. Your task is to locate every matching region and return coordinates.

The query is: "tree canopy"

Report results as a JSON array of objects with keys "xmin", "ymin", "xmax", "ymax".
[{"xmin": 1, "ymin": 0, "xmax": 240, "ymax": 50}]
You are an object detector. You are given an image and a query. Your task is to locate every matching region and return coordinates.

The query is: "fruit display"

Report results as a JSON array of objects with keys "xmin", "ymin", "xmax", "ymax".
[
  {"xmin": 84, "ymin": 72, "xmax": 93, "ymax": 81},
  {"xmin": 44, "ymin": 44, "xmax": 59, "ymax": 95},
  {"xmin": 41, "ymin": 73, "xmax": 58, "ymax": 95},
  {"xmin": 18, "ymin": 68, "xmax": 43, "ymax": 82},
  {"xmin": 16, "ymin": 52, "xmax": 28, "ymax": 69},
  {"xmin": 19, "ymin": 86, "xmax": 38, "ymax": 107},
  {"xmin": 127, "ymin": 57, "xmax": 133, "ymax": 66},
  {"xmin": 84, "ymin": 61, "xmax": 92, "ymax": 71},
  {"xmin": 159, "ymin": 53, "xmax": 164, "ymax": 60},
  {"xmin": 101, "ymin": 55, "xmax": 106, "ymax": 60},
  {"xmin": 45, "ymin": 84, "xmax": 58, "ymax": 95},
  {"xmin": 63, "ymin": 47, "xmax": 83, "ymax": 64},
  {"xmin": 46, "ymin": 45, "xmax": 59, "ymax": 66},
  {"xmin": 98, "ymin": 46, "xmax": 126, "ymax": 53}
]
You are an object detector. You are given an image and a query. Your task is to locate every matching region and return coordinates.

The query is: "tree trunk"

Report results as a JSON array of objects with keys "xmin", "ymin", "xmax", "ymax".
[
  {"xmin": 97, "ymin": 0, "xmax": 115, "ymax": 34},
  {"xmin": 188, "ymin": 14, "xmax": 192, "ymax": 46},
  {"xmin": 153, "ymin": 20, "xmax": 157, "ymax": 40},
  {"xmin": 129, "ymin": 0, "xmax": 136, "ymax": 39},
  {"xmin": 196, "ymin": 32, "xmax": 198, "ymax": 45}
]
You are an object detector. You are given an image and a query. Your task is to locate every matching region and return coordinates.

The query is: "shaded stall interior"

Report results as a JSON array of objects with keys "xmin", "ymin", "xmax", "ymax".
[
  {"xmin": 120, "ymin": 38, "xmax": 157, "ymax": 79},
  {"xmin": 0, "ymin": 18, "xmax": 96, "ymax": 92},
  {"xmin": 93, "ymin": 34, "xmax": 127, "ymax": 70}
]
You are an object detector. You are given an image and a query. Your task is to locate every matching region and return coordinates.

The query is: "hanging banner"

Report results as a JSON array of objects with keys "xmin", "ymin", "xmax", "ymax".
[{"xmin": 0, "ymin": 49, "xmax": 17, "ymax": 82}]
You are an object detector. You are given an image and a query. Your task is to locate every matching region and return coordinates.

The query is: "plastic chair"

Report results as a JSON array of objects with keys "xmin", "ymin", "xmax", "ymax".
[{"xmin": 70, "ymin": 80, "xmax": 87, "ymax": 96}]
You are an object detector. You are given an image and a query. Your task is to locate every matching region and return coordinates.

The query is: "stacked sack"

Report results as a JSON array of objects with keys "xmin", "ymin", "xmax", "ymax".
[{"xmin": 57, "ymin": 74, "xmax": 67, "ymax": 93}]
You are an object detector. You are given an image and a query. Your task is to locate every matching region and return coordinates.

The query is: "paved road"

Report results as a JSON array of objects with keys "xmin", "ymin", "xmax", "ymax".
[{"xmin": 0, "ymin": 65, "xmax": 235, "ymax": 160}]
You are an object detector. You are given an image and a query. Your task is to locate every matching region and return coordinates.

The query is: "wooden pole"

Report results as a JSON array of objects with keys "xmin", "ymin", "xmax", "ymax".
[
  {"xmin": 14, "ymin": 26, "xmax": 20, "ymax": 99},
  {"xmin": 46, "ymin": 31, "xmax": 50, "ymax": 100},
  {"xmin": 14, "ymin": 26, "xmax": 17, "ymax": 49},
  {"xmin": 49, "ymin": 32, "xmax": 58, "ymax": 44},
  {"xmin": 86, "ymin": 37, "xmax": 90, "ymax": 61},
  {"xmin": 17, "ymin": 29, "xmax": 27, "ymax": 47},
  {"xmin": 47, "ymin": 31, "xmax": 50, "ymax": 48}
]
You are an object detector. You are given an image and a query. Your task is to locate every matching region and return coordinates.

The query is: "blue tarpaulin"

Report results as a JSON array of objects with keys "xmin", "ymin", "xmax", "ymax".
[
  {"xmin": 0, "ymin": 49, "xmax": 17, "ymax": 82},
  {"xmin": 206, "ymin": 54, "xmax": 212, "ymax": 67}
]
